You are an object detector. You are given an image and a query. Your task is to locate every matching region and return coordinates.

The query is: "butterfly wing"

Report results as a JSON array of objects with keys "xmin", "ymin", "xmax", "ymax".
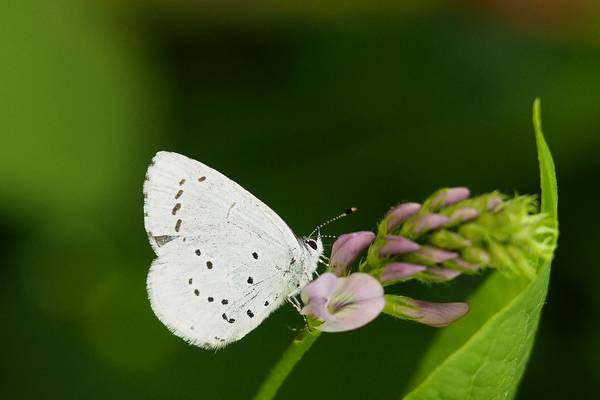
[
  {"xmin": 143, "ymin": 151, "xmax": 297, "ymax": 255},
  {"xmin": 144, "ymin": 152, "xmax": 307, "ymax": 348}
]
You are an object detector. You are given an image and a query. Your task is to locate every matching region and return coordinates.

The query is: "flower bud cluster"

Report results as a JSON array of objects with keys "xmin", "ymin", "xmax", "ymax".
[
  {"xmin": 367, "ymin": 188, "xmax": 556, "ymax": 283},
  {"xmin": 300, "ymin": 187, "xmax": 557, "ymax": 333}
]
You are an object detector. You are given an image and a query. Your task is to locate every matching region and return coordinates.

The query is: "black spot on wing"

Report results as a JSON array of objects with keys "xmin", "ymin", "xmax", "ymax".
[{"xmin": 153, "ymin": 235, "xmax": 176, "ymax": 247}]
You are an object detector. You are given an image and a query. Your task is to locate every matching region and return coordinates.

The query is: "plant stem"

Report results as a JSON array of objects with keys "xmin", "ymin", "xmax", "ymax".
[{"xmin": 253, "ymin": 330, "xmax": 321, "ymax": 400}]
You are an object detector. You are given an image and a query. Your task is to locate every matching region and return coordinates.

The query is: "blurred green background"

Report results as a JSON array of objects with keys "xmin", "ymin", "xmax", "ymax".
[{"xmin": 1, "ymin": 0, "xmax": 599, "ymax": 398}]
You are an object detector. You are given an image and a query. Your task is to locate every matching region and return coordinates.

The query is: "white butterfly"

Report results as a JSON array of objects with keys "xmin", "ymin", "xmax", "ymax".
[{"xmin": 144, "ymin": 151, "xmax": 323, "ymax": 349}]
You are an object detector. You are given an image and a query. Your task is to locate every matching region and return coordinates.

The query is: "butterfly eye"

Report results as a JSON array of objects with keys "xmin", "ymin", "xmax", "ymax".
[{"xmin": 306, "ymin": 239, "xmax": 318, "ymax": 251}]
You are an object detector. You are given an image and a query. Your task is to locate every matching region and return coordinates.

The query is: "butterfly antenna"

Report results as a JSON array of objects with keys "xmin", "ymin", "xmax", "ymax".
[
  {"xmin": 320, "ymin": 234, "xmax": 338, "ymax": 239},
  {"xmin": 309, "ymin": 207, "xmax": 358, "ymax": 237}
]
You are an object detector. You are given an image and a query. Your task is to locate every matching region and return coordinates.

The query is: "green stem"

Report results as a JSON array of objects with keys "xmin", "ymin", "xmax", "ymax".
[{"xmin": 253, "ymin": 330, "xmax": 321, "ymax": 400}]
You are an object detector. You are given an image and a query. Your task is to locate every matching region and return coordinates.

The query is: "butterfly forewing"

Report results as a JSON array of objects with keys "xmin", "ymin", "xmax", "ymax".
[
  {"xmin": 144, "ymin": 152, "xmax": 309, "ymax": 348},
  {"xmin": 144, "ymin": 152, "xmax": 297, "ymax": 255}
]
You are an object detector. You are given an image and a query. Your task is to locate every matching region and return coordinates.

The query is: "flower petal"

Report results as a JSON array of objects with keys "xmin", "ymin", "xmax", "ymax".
[
  {"xmin": 487, "ymin": 195, "xmax": 503, "ymax": 210},
  {"xmin": 304, "ymin": 273, "xmax": 385, "ymax": 333},
  {"xmin": 379, "ymin": 236, "xmax": 420, "ymax": 257},
  {"xmin": 379, "ymin": 263, "xmax": 426, "ymax": 284},
  {"xmin": 330, "ymin": 231, "xmax": 376, "ymax": 275},
  {"xmin": 384, "ymin": 295, "xmax": 469, "ymax": 327},
  {"xmin": 301, "ymin": 298, "xmax": 332, "ymax": 321},
  {"xmin": 333, "ymin": 272, "xmax": 384, "ymax": 303},
  {"xmin": 416, "ymin": 246, "xmax": 458, "ymax": 263},
  {"xmin": 431, "ymin": 187, "xmax": 470, "ymax": 209},
  {"xmin": 448, "ymin": 207, "xmax": 479, "ymax": 224},
  {"xmin": 412, "ymin": 213, "xmax": 450, "ymax": 235},
  {"xmin": 318, "ymin": 297, "xmax": 385, "ymax": 332},
  {"xmin": 386, "ymin": 202, "xmax": 422, "ymax": 231},
  {"xmin": 402, "ymin": 299, "xmax": 469, "ymax": 327},
  {"xmin": 300, "ymin": 272, "xmax": 338, "ymax": 305}
]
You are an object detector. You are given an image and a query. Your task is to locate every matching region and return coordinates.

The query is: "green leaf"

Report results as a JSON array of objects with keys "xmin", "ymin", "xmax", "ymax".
[
  {"xmin": 533, "ymin": 98, "xmax": 559, "ymax": 223},
  {"xmin": 402, "ymin": 99, "xmax": 558, "ymax": 400}
]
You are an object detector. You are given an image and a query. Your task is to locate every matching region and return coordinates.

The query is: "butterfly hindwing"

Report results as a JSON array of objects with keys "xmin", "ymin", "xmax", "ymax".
[{"xmin": 148, "ymin": 239, "xmax": 292, "ymax": 348}]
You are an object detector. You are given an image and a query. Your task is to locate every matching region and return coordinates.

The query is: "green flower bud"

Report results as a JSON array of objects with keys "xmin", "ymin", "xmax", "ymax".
[{"xmin": 429, "ymin": 230, "xmax": 471, "ymax": 250}]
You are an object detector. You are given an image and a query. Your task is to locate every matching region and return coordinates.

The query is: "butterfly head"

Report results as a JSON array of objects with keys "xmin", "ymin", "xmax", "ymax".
[
  {"xmin": 302, "ymin": 207, "xmax": 356, "ymax": 275},
  {"xmin": 303, "ymin": 235, "xmax": 323, "ymax": 255},
  {"xmin": 302, "ymin": 234, "xmax": 324, "ymax": 267}
]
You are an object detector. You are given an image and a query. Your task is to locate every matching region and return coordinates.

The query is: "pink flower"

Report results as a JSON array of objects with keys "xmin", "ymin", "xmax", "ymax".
[
  {"xmin": 384, "ymin": 295, "xmax": 469, "ymax": 327},
  {"xmin": 448, "ymin": 207, "xmax": 479, "ymax": 224},
  {"xmin": 400, "ymin": 298, "xmax": 469, "ymax": 327},
  {"xmin": 379, "ymin": 263, "xmax": 426, "ymax": 284},
  {"xmin": 330, "ymin": 231, "xmax": 376, "ymax": 276},
  {"xmin": 431, "ymin": 187, "xmax": 470, "ymax": 209},
  {"xmin": 415, "ymin": 246, "xmax": 458, "ymax": 263},
  {"xmin": 411, "ymin": 213, "xmax": 450, "ymax": 235},
  {"xmin": 379, "ymin": 236, "xmax": 420, "ymax": 257},
  {"xmin": 385, "ymin": 202, "xmax": 422, "ymax": 231},
  {"xmin": 301, "ymin": 272, "xmax": 385, "ymax": 332},
  {"xmin": 487, "ymin": 195, "xmax": 503, "ymax": 211}
]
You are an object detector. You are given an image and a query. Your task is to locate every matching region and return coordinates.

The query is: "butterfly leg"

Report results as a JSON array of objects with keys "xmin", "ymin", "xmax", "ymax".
[
  {"xmin": 285, "ymin": 295, "xmax": 310, "ymax": 331},
  {"xmin": 286, "ymin": 295, "xmax": 303, "ymax": 312},
  {"xmin": 318, "ymin": 256, "xmax": 330, "ymax": 270}
]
